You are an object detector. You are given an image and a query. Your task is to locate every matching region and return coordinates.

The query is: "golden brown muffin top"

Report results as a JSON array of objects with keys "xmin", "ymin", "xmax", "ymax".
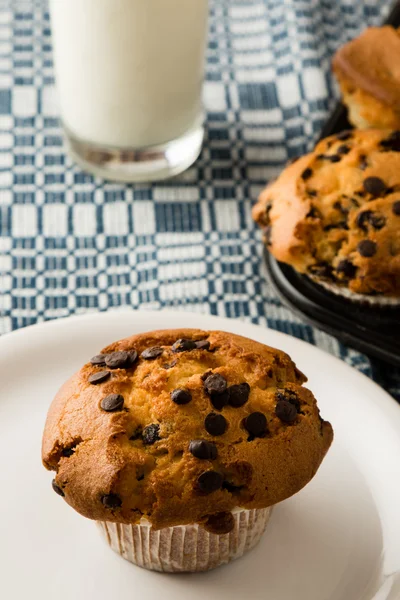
[
  {"xmin": 253, "ymin": 129, "xmax": 400, "ymax": 297},
  {"xmin": 42, "ymin": 329, "xmax": 333, "ymax": 530},
  {"xmin": 333, "ymin": 26, "xmax": 400, "ymax": 107}
]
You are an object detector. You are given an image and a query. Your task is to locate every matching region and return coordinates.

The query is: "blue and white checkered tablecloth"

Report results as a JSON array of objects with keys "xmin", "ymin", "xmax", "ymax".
[{"xmin": 0, "ymin": 0, "xmax": 399, "ymax": 401}]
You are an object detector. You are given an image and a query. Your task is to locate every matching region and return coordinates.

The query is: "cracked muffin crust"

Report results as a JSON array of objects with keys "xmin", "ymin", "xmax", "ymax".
[
  {"xmin": 42, "ymin": 329, "xmax": 333, "ymax": 530},
  {"xmin": 253, "ymin": 129, "xmax": 400, "ymax": 298},
  {"xmin": 333, "ymin": 26, "xmax": 400, "ymax": 130}
]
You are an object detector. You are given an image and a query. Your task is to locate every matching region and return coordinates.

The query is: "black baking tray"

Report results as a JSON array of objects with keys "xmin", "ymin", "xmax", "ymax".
[
  {"xmin": 265, "ymin": 252, "xmax": 400, "ymax": 367},
  {"xmin": 264, "ymin": 1, "xmax": 400, "ymax": 367}
]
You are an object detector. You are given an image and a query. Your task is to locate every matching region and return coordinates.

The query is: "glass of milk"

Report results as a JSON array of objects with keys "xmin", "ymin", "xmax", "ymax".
[{"xmin": 49, "ymin": 0, "xmax": 209, "ymax": 182}]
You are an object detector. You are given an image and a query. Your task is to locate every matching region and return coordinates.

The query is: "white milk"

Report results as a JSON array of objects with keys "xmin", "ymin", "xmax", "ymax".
[{"xmin": 50, "ymin": 0, "xmax": 209, "ymax": 149}]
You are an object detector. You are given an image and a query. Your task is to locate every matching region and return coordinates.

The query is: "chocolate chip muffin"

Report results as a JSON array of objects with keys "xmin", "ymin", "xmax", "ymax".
[
  {"xmin": 253, "ymin": 129, "xmax": 400, "ymax": 304},
  {"xmin": 333, "ymin": 27, "xmax": 400, "ymax": 129},
  {"xmin": 42, "ymin": 328, "xmax": 333, "ymax": 572}
]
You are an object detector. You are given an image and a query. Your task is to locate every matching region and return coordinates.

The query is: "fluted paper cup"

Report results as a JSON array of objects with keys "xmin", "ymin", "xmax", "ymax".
[
  {"xmin": 308, "ymin": 276, "xmax": 400, "ymax": 307},
  {"xmin": 97, "ymin": 507, "xmax": 272, "ymax": 573}
]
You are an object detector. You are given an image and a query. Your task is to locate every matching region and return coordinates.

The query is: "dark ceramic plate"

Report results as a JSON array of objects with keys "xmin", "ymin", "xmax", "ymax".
[{"xmin": 264, "ymin": 1, "xmax": 400, "ymax": 367}]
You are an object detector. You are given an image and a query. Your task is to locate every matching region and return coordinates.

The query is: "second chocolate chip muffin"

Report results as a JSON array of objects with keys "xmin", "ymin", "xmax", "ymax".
[
  {"xmin": 333, "ymin": 26, "xmax": 400, "ymax": 130},
  {"xmin": 42, "ymin": 328, "xmax": 332, "ymax": 572},
  {"xmin": 253, "ymin": 129, "xmax": 400, "ymax": 302}
]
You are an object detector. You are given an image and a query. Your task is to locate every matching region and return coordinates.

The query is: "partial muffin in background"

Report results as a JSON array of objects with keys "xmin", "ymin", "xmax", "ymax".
[
  {"xmin": 253, "ymin": 129, "xmax": 400, "ymax": 304},
  {"xmin": 333, "ymin": 26, "xmax": 400, "ymax": 129},
  {"xmin": 42, "ymin": 328, "xmax": 333, "ymax": 573}
]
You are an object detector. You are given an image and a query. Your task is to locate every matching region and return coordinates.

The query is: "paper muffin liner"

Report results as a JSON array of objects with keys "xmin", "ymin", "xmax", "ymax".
[
  {"xmin": 97, "ymin": 507, "xmax": 272, "ymax": 573},
  {"xmin": 307, "ymin": 276, "xmax": 400, "ymax": 308}
]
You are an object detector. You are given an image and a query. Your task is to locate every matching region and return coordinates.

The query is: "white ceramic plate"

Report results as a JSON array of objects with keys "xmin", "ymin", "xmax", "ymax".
[{"xmin": 1, "ymin": 310, "xmax": 399, "ymax": 600}]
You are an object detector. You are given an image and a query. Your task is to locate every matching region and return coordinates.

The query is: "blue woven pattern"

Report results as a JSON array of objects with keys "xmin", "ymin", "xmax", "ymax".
[{"xmin": 0, "ymin": 0, "xmax": 399, "ymax": 401}]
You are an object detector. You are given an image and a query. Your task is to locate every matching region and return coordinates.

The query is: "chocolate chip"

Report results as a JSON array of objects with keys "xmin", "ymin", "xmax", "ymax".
[
  {"xmin": 275, "ymin": 400, "xmax": 298, "ymax": 423},
  {"xmin": 141, "ymin": 347, "xmax": 163, "ymax": 360},
  {"xmin": 195, "ymin": 340, "xmax": 211, "ymax": 350},
  {"xmin": 101, "ymin": 493, "xmax": 122, "ymax": 509},
  {"xmin": 197, "ymin": 471, "xmax": 223, "ymax": 494},
  {"xmin": 163, "ymin": 360, "xmax": 177, "ymax": 370},
  {"xmin": 307, "ymin": 189, "xmax": 317, "ymax": 197},
  {"xmin": 205, "ymin": 413, "xmax": 227, "ymax": 436},
  {"xmin": 88, "ymin": 370, "xmax": 110, "ymax": 385},
  {"xmin": 205, "ymin": 376, "xmax": 228, "ymax": 407},
  {"xmin": 358, "ymin": 154, "xmax": 368, "ymax": 170},
  {"xmin": 105, "ymin": 351, "xmax": 133, "ymax": 369},
  {"xmin": 61, "ymin": 448, "xmax": 74, "ymax": 458},
  {"xmin": 52, "ymin": 479, "xmax": 65, "ymax": 497},
  {"xmin": 90, "ymin": 354, "xmax": 108, "ymax": 366},
  {"xmin": 204, "ymin": 373, "xmax": 227, "ymax": 395},
  {"xmin": 171, "ymin": 338, "xmax": 197, "ymax": 353},
  {"xmin": 276, "ymin": 389, "xmax": 300, "ymax": 412},
  {"xmin": 228, "ymin": 383, "xmax": 250, "ymax": 408},
  {"xmin": 357, "ymin": 240, "xmax": 377, "ymax": 258},
  {"xmin": 380, "ymin": 131, "xmax": 400, "ymax": 152},
  {"xmin": 189, "ymin": 440, "xmax": 218, "ymax": 460},
  {"xmin": 336, "ymin": 130, "xmax": 352, "ymax": 141},
  {"xmin": 336, "ymin": 259, "xmax": 357, "ymax": 279},
  {"xmin": 128, "ymin": 350, "xmax": 139, "ymax": 364},
  {"xmin": 210, "ymin": 390, "xmax": 230, "ymax": 411},
  {"xmin": 204, "ymin": 512, "xmax": 235, "ymax": 535},
  {"xmin": 244, "ymin": 412, "xmax": 268, "ymax": 438},
  {"xmin": 301, "ymin": 168, "xmax": 313, "ymax": 180},
  {"xmin": 142, "ymin": 424, "xmax": 160, "ymax": 445},
  {"xmin": 337, "ymin": 144, "xmax": 350, "ymax": 155},
  {"xmin": 171, "ymin": 388, "xmax": 192, "ymax": 405},
  {"xmin": 363, "ymin": 177, "xmax": 386, "ymax": 198},
  {"xmin": 100, "ymin": 393, "xmax": 124, "ymax": 412},
  {"xmin": 393, "ymin": 201, "xmax": 400, "ymax": 216}
]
